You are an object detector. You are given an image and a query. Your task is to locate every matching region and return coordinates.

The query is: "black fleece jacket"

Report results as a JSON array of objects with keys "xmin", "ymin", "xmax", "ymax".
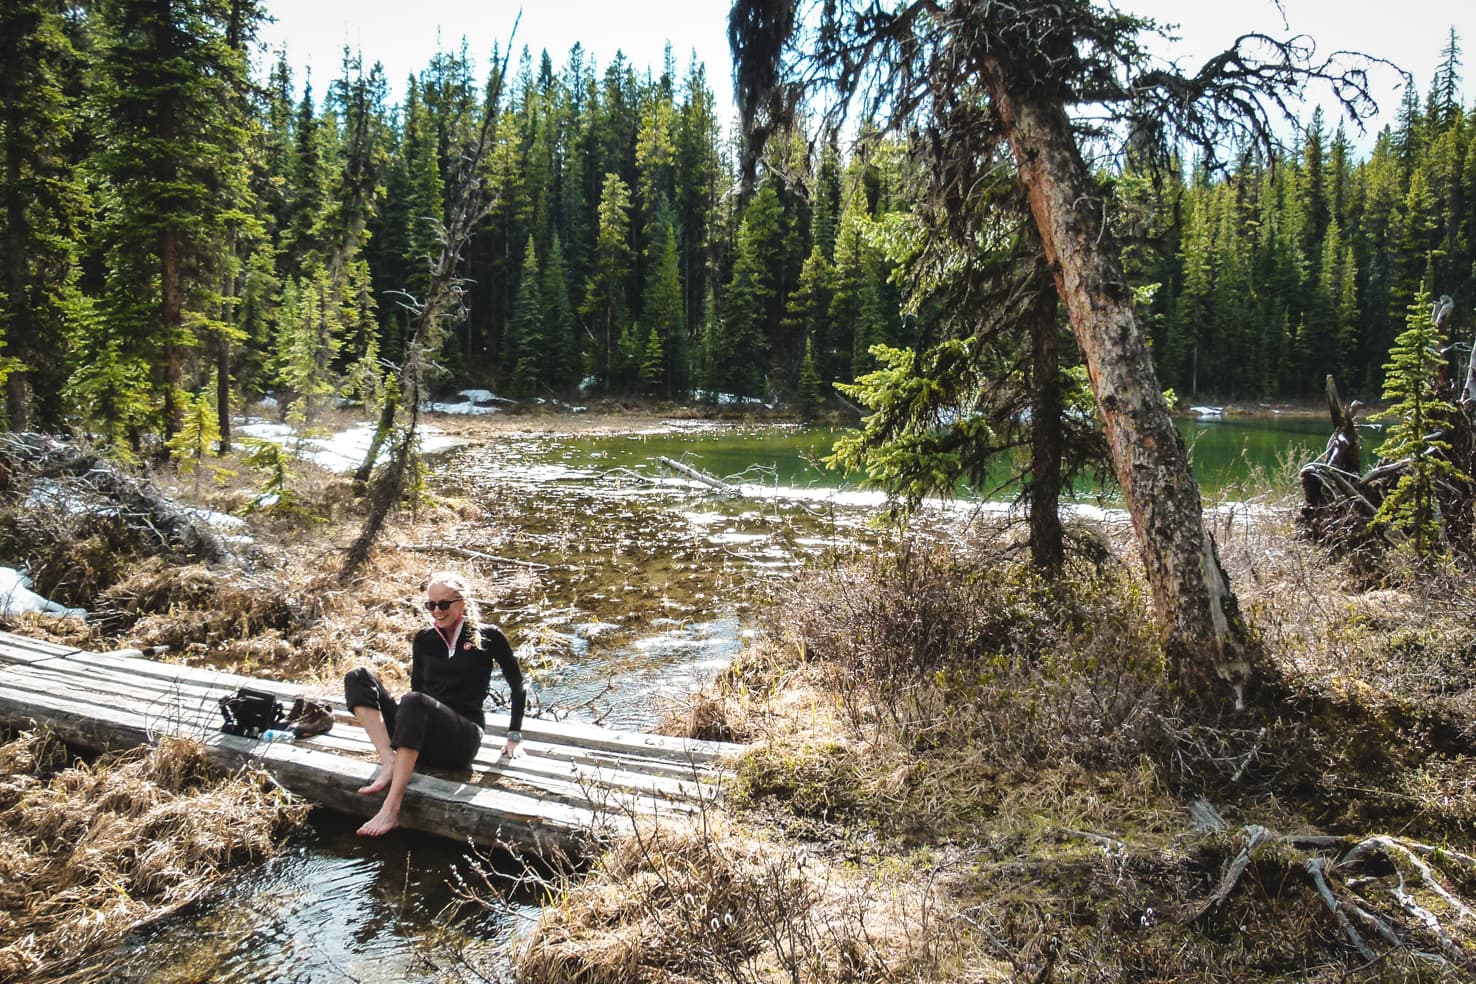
[{"xmin": 409, "ymin": 622, "xmax": 525, "ymax": 732}]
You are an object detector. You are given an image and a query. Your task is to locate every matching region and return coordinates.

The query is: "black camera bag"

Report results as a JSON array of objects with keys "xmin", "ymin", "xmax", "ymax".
[{"xmin": 219, "ymin": 687, "xmax": 285, "ymax": 738}]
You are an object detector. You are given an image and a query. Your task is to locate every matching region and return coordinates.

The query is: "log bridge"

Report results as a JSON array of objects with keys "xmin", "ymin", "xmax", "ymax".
[{"xmin": 0, "ymin": 630, "xmax": 738, "ymax": 857}]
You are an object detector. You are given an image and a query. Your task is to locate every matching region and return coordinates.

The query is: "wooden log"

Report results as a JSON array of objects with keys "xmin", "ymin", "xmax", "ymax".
[
  {"xmin": 0, "ymin": 666, "xmax": 620, "ymax": 852},
  {"xmin": 0, "ymin": 656, "xmax": 721, "ymax": 806},
  {"xmin": 658, "ymin": 456, "xmax": 739, "ymax": 495},
  {"xmin": 393, "ymin": 542, "xmax": 552, "ymax": 571}
]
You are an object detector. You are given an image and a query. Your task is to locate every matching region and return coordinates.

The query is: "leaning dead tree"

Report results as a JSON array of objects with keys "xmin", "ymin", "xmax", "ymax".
[
  {"xmin": 730, "ymin": 0, "xmax": 1387, "ymax": 701},
  {"xmin": 340, "ymin": 27, "xmax": 518, "ymax": 580}
]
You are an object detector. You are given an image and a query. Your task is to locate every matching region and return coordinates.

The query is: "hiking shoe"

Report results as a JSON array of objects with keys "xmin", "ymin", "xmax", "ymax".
[
  {"xmin": 283, "ymin": 696, "xmax": 308, "ymax": 726},
  {"xmin": 291, "ymin": 699, "xmax": 335, "ymax": 738}
]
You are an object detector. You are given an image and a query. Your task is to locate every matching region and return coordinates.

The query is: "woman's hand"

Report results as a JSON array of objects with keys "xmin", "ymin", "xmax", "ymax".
[{"xmin": 499, "ymin": 738, "xmax": 524, "ymax": 760}]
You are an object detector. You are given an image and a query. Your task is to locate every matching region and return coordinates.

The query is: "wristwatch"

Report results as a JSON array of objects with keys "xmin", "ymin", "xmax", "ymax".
[{"xmin": 505, "ymin": 730, "xmax": 522, "ymax": 742}]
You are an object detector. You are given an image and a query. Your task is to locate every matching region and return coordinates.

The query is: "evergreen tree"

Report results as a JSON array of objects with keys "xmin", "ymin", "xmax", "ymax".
[
  {"xmin": 0, "ymin": 0, "xmax": 89, "ymax": 430},
  {"xmin": 641, "ymin": 223, "xmax": 684, "ymax": 396},
  {"xmin": 583, "ymin": 171, "xmax": 633, "ymax": 387},
  {"xmin": 90, "ymin": 0, "xmax": 263, "ymax": 441},
  {"xmin": 274, "ymin": 269, "xmax": 343, "ymax": 427},
  {"xmin": 715, "ymin": 198, "xmax": 775, "ymax": 396},
  {"xmin": 674, "ymin": 58, "xmax": 720, "ymax": 337},
  {"xmin": 338, "ymin": 257, "xmax": 383, "ymax": 407},
  {"xmin": 167, "ymin": 377, "xmax": 224, "ymax": 495},
  {"xmin": 730, "ymin": 180, "xmax": 786, "ymax": 381},
  {"xmin": 783, "ymin": 244, "xmax": 833, "ymax": 390},
  {"xmin": 1429, "ymin": 28, "xmax": 1463, "ymax": 128},
  {"xmin": 540, "ymin": 234, "xmax": 579, "ymax": 391},
  {"xmin": 1371, "ymin": 283, "xmax": 1465, "ymax": 556},
  {"xmin": 323, "ymin": 50, "xmax": 391, "ymax": 281},
  {"xmin": 506, "ymin": 237, "xmax": 545, "ymax": 396},
  {"xmin": 811, "ymin": 139, "xmax": 843, "ymax": 261},
  {"xmin": 796, "ymin": 336, "xmax": 824, "ymax": 418},
  {"xmin": 827, "ymin": 195, "xmax": 871, "ymax": 383},
  {"xmin": 639, "ymin": 322, "xmax": 665, "ymax": 393},
  {"xmin": 284, "ymin": 80, "xmax": 330, "ymax": 273}
]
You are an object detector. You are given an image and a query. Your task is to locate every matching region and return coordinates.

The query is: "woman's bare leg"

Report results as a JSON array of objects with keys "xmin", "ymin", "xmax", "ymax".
[
  {"xmin": 352, "ymin": 705, "xmax": 395, "ymax": 795},
  {"xmin": 358, "ymin": 745, "xmax": 419, "ymax": 836}
]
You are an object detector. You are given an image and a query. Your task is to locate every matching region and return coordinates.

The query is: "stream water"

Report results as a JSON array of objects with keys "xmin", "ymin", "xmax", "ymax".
[{"xmin": 93, "ymin": 414, "xmax": 1336, "ymax": 982}]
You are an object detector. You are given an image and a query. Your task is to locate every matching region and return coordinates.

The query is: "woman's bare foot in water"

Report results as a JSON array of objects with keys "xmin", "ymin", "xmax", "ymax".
[
  {"xmin": 357, "ymin": 764, "xmax": 392, "ymax": 796},
  {"xmin": 357, "ymin": 805, "xmax": 399, "ymax": 836}
]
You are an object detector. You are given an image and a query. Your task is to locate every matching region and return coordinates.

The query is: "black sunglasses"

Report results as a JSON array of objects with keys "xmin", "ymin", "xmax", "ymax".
[{"xmin": 424, "ymin": 598, "xmax": 463, "ymax": 612}]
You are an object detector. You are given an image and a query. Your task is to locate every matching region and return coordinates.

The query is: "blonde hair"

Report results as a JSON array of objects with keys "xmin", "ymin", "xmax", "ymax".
[{"xmin": 426, "ymin": 569, "xmax": 483, "ymax": 648}]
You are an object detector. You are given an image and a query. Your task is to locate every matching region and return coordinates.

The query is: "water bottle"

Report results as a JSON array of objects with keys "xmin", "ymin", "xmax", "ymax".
[{"xmin": 261, "ymin": 729, "xmax": 294, "ymax": 742}]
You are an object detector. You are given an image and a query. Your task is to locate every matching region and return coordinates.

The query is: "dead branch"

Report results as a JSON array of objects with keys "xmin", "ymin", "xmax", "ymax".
[
  {"xmin": 340, "ymin": 19, "xmax": 520, "ymax": 580},
  {"xmin": 1191, "ymin": 823, "xmax": 1476, "ymax": 974},
  {"xmin": 1306, "ymin": 856, "xmax": 1376, "ymax": 961},
  {"xmin": 657, "ymin": 456, "xmax": 740, "ymax": 496},
  {"xmin": 1189, "ymin": 824, "xmax": 1272, "ymax": 921},
  {"xmin": 392, "ymin": 543, "xmax": 551, "ymax": 571}
]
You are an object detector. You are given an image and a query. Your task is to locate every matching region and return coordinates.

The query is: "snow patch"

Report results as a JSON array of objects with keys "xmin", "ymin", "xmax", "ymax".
[
  {"xmin": 1, "ymin": 567, "xmax": 86, "ymax": 619},
  {"xmin": 237, "ymin": 419, "xmax": 463, "ymax": 474},
  {"xmin": 422, "ymin": 389, "xmax": 515, "ymax": 415}
]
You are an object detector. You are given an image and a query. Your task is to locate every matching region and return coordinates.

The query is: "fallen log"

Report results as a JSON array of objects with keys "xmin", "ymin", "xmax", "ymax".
[{"xmin": 657, "ymin": 456, "xmax": 739, "ymax": 496}]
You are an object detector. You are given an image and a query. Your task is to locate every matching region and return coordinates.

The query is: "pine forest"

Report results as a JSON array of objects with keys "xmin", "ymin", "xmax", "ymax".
[{"xmin": 1, "ymin": 2, "xmax": 1473, "ymax": 448}]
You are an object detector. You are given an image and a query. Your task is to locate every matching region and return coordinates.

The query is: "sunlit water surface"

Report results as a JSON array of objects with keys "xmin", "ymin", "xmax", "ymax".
[{"xmin": 98, "ymin": 415, "xmax": 1332, "ymax": 981}]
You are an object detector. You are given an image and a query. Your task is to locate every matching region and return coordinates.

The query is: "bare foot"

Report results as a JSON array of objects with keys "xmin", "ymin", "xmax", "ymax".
[
  {"xmin": 357, "ymin": 806, "xmax": 399, "ymax": 836},
  {"xmin": 356, "ymin": 767, "xmax": 391, "ymax": 796}
]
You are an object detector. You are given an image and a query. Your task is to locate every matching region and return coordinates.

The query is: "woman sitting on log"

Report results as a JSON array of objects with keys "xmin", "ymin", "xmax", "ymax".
[{"xmin": 345, "ymin": 570, "xmax": 525, "ymax": 837}]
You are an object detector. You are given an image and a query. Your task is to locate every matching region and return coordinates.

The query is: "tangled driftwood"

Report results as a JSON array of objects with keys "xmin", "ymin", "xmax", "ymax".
[
  {"xmin": 0, "ymin": 432, "xmax": 231, "ymax": 565},
  {"xmin": 1190, "ymin": 804, "xmax": 1476, "ymax": 974}
]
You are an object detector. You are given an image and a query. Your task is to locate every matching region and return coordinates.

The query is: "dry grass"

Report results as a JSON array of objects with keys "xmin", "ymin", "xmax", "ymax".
[
  {"xmin": 0, "ymin": 729, "xmax": 308, "ymax": 982},
  {"xmin": 525, "ymin": 503, "xmax": 1476, "ymax": 983},
  {"xmin": 516, "ymin": 814, "xmax": 1002, "ymax": 984}
]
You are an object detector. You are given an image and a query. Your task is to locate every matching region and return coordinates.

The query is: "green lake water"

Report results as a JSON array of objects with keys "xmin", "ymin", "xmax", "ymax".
[{"xmin": 535, "ymin": 413, "xmax": 1341, "ymax": 499}]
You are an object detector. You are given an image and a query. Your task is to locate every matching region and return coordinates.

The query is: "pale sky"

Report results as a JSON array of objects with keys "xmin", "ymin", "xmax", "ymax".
[{"xmin": 257, "ymin": 0, "xmax": 1472, "ymax": 141}]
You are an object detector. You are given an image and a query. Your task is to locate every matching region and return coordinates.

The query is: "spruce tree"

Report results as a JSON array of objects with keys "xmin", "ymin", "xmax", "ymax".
[
  {"xmin": 641, "ymin": 223, "xmax": 684, "ymax": 396},
  {"xmin": 167, "ymin": 378, "xmax": 224, "ymax": 495},
  {"xmin": 674, "ymin": 58, "xmax": 720, "ymax": 334},
  {"xmin": 582, "ymin": 172, "xmax": 633, "ymax": 388},
  {"xmin": 796, "ymin": 336, "xmax": 824, "ymax": 419},
  {"xmin": 716, "ymin": 206, "xmax": 771, "ymax": 397},
  {"xmin": 784, "ymin": 245, "xmax": 834, "ymax": 392},
  {"xmin": 540, "ymin": 234, "xmax": 579, "ymax": 392},
  {"xmin": 0, "ymin": 0, "xmax": 88, "ymax": 430},
  {"xmin": 1371, "ymin": 282, "xmax": 1465, "ymax": 556},
  {"xmin": 90, "ymin": 0, "xmax": 262, "ymax": 441},
  {"xmin": 640, "ymin": 323, "xmax": 665, "ymax": 394},
  {"xmin": 507, "ymin": 237, "xmax": 545, "ymax": 396},
  {"xmin": 274, "ymin": 269, "xmax": 343, "ymax": 427},
  {"xmin": 284, "ymin": 80, "xmax": 330, "ymax": 274}
]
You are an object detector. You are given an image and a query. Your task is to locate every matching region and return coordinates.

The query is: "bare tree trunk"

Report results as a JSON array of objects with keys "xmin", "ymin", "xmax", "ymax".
[
  {"xmin": 1026, "ymin": 272, "xmax": 1064, "ymax": 572},
  {"xmin": 984, "ymin": 63, "xmax": 1254, "ymax": 698},
  {"xmin": 160, "ymin": 226, "xmax": 185, "ymax": 440},
  {"xmin": 341, "ymin": 25, "xmax": 518, "ymax": 580}
]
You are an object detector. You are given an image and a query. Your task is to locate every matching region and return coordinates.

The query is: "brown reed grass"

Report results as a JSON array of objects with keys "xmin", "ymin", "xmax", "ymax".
[{"xmin": 0, "ymin": 730, "xmax": 308, "ymax": 982}]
